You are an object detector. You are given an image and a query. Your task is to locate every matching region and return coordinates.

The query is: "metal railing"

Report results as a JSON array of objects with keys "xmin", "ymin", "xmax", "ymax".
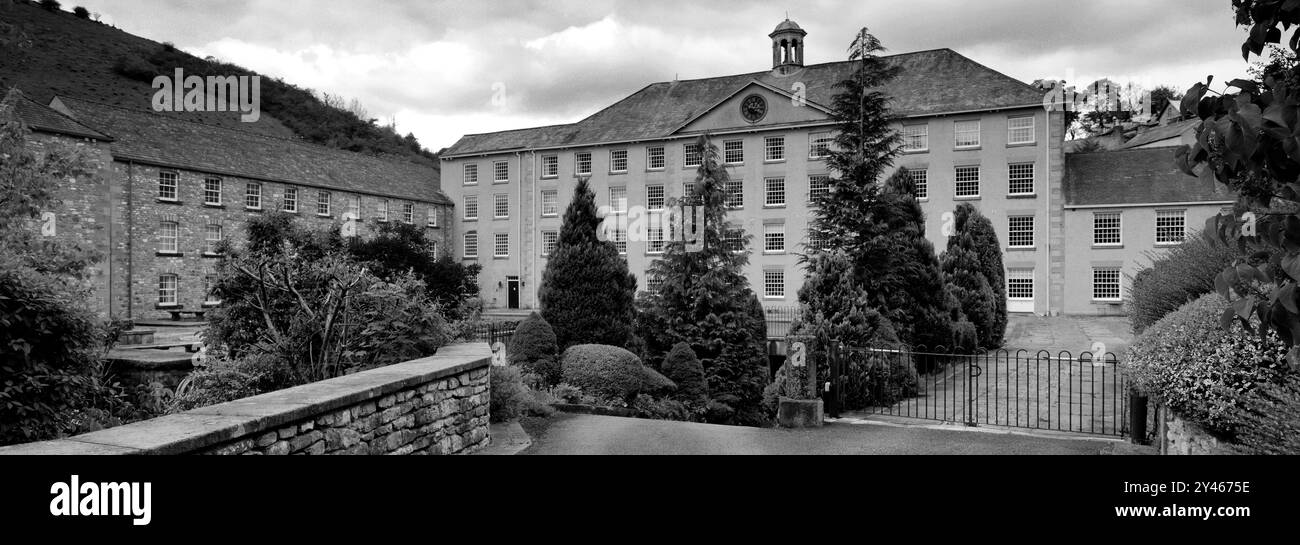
[
  {"xmin": 764, "ymin": 306, "xmax": 803, "ymax": 340},
  {"xmin": 828, "ymin": 344, "xmax": 1129, "ymax": 437}
]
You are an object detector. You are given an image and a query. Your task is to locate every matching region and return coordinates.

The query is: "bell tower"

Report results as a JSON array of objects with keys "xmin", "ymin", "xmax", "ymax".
[{"xmin": 770, "ymin": 18, "xmax": 806, "ymax": 75}]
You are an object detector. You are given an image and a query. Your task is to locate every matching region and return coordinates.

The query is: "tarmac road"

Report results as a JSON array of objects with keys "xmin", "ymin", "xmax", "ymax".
[{"xmin": 521, "ymin": 413, "xmax": 1118, "ymax": 455}]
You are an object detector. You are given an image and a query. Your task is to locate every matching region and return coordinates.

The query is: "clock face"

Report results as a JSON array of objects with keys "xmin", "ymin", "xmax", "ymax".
[{"xmin": 741, "ymin": 94, "xmax": 768, "ymax": 123}]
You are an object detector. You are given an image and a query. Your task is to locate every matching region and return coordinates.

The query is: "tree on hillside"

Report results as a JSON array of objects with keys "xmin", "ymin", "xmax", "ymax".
[
  {"xmin": 539, "ymin": 176, "xmax": 638, "ymax": 350},
  {"xmin": 636, "ymin": 134, "xmax": 771, "ymax": 426},
  {"xmin": 941, "ymin": 203, "xmax": 1007, "ymax": 348}
]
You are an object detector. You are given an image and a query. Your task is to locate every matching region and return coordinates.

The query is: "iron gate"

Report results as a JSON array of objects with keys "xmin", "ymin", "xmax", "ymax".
[{"xmin": 825, "ymin": 344, "xmax": 1129, "ymax": 437}]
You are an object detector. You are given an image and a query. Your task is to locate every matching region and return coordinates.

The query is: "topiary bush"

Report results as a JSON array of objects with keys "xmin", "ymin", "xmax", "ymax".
[
  {"xmin": 561, "ymin": 344, "xmax": 675, "ymax": 403},
  {"xmin": 1226, "ymin": 375, "xmax": 1300, "ymax": 454},
  {"xmin": 1125, "ymin": 293, "xmax": 1289, "ymax": 437},
  {"xmin": 508, "ymin": 312, "xmax": 561, "ymax": 386},
  {"xmin": 1127, "ymin": 234, "xmax": 1239, "ymax": 334},
  {"xmin": 660, "ymin": 342, "xmax": 706, "ymax": 402}
]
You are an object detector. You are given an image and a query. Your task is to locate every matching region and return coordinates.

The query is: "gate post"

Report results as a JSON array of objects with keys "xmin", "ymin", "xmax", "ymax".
[{"xmin": 1129, "ymin": 390, "xmax": 1149, "ymax": 445}]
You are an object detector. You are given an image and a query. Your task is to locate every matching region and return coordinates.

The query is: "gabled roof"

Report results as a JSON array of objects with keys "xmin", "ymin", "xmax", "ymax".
[
  {"xmin": 52, "ymin": 96, "xmax": 450, "ymax": 205},
  {"xmin": 1063, "ymin": 147, "xmax": 1233, "ymax": 207},
  {"xmin": 444, "ymin": 48, "xmax": 1046, "ymax": 157},
  {"xmin": 1117, "ymin": 118, "xmax": 1200, "ymax": 150},
  {"xmin": 1, "ymin": 88, "xmax": 112, "ymax": 140}
]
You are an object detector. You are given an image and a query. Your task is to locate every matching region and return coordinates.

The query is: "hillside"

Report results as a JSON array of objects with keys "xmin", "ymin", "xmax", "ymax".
[{"xmin": 0, "ymin": 0, "xmax": 438, "ymax": 165}]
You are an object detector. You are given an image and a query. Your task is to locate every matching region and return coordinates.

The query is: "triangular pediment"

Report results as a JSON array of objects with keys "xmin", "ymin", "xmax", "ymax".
[{"xmin": 674, "ymin": 80, "xmax": 833, "ymax": 134}]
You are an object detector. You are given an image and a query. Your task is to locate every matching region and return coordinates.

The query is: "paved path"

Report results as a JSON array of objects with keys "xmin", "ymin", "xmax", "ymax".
[
  {"xmin": 522, "ymin": 414, "xmax": 1117, "ymax": 455},
  {"xmin": 1004, "ymin": 315, "xmax": 1134, "ymax": 357}
]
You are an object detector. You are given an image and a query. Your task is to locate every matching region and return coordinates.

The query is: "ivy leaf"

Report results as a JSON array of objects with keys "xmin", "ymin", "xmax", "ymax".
[
  {"xmin": 1282, "ymin": 284, "xmax": 1300, "ymax": 314},
  {"xmin": 1221, "ymin": 306, "xmax": 1237, "ymax": 331},
  {"xmin": 1233, "ymin": 295, "xmax": 1258, "ymax": 319},
  {"xmin": 1229, "ymin": 79, "xmax": 1261, "ymax": 94},
  {"xmin": 1282, "ymin": 252, "xmax": 1300, "ymax": 281},
  {"xmin": 1205, "ymin": 214, "xmax": 1223, "ymax": 246},
  {"xmin": 1215, "ymin": 271, "xmax": 1232, "ymax": 299}
]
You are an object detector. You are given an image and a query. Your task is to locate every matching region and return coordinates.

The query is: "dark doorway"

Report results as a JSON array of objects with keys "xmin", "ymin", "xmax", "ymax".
[{"xmin": 507, "ymin": 277, "xmax": 520, "ymax": 309}]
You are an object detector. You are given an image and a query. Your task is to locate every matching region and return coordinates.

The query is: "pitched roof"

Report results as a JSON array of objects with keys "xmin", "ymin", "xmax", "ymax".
[
  {"xmin": 444, "ymin": 48, "xmax": 1046, "ymax": 157},
  {"xmin": 1117, "ymin": 118, "xmax": 1200, "ymax": 150},
  {"xmin": 52, "ymin": 96, "xmax": 449, "ymax": 205},
  {"xmin": 1, "ymin": 88, "xmax": 112, "ymax": 140},
  {"xmin": 1063, "ymin": 147, "xmax": 1233, "ymax": 207}
]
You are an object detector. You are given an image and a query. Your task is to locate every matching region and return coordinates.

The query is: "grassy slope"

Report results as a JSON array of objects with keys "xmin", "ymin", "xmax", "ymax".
[{"xmin": 0, "ymin": 1, "xmax": 436, "ymax": 165}]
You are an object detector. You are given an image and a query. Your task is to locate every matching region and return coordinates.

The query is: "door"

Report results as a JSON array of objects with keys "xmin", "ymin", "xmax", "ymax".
[
  {"xmin": 1007, "ymin": 269, "xmax": 1035, "ymax": 314},
  {"xmin": 507, "ymin": 277, "xmax": 520, "ymax": 309}
]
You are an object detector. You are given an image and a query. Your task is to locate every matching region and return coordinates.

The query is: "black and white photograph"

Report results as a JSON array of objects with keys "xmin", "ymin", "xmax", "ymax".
[{"xmin": 0, "ymin": 0, "xmax": 1295, "ymax": 533}]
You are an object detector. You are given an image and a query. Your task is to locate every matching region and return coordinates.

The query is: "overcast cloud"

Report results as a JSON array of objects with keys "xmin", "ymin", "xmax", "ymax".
[{"xmin": 73, "ymin": 0, "xmax": 1257, "ymax": 151}]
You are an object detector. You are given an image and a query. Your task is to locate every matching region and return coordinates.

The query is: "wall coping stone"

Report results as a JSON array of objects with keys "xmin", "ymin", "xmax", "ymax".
[{"xmin": 0, "ymin": 343, "xmax": 490, "ymax": 455}]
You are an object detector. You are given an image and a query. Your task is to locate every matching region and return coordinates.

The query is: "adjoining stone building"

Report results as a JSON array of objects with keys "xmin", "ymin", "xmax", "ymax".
[{"xmin": 1, "ymin": 88, "xmax": 452, "ymax": 320}]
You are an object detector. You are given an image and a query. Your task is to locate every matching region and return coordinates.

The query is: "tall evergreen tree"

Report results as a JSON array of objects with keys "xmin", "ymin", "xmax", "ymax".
[
  {"xmin": 803, "ymin": 28, "xmax": 955, "ymax": 350},
  {"xmin": 941, "ymin": 203, "xmax": 1007, "ymax": 347},
  {"xmin": 636, "ymin": 134, "xmax": 770, "ymax": 426},
  {"xmin": 539, "ymin": 177, "xmax": 638, "ymax": 350}
]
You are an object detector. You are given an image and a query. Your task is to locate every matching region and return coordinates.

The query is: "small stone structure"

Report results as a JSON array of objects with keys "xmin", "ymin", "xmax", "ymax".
[
  {"xmin": 1157, "ymin": 406, "xmax": 1225, "ymax": 455},
  {"xmin": 0, "ymin": 343, "xmax": 492, "ymax": 455}
]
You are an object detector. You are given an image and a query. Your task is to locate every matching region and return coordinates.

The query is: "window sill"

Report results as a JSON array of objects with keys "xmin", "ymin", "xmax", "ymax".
[
  {"xmin": 609, "ymin": 171, "xmax": 628, "ymax": 176},
  {"xmin": 201, "ymin": 302, "xmax": 222, "ymax": 309},
  {"xmin": 494, "ymin": 256, "xmax": 510, "ymax": 260},
  {"xmin": 1007, "ymin": 142, "xmax": 1038, "ymax": 148},
  {"xmin": 541, "ymin": 176, "xmax": 559, "ymax": 181},
  {"xmin": 1006, "ymin": 193, "xmax": 1038, "ymax": 199},
  {"xmin": 156, "ymin": 198, "xmax": 183, "ymax": 205},
  {"xmin": 764, "ymin": 296, "xmax": 787, "ymax": 301},
  {"xmin": 463, "ymin": 257, "xmax": 479, "ymax": 261},
  {"xmin": 203, "ymin": 203, "xmax": 226, "ymax": 209},
  {"xmin": 764, "ymin": 204, "xmax": 787, "ymax": 209},
  {"xmin": 1006, "ymin": 247, "xmax": 1036, "ymax": 252},
  {"xmin": 954, "ymin": 196, "xmax": 982, "ymax": 201},
  {"xmin": 1092, "ymin": 300, "xmax": 1123, "ymax": 305},
  {"xmin": 646, "ymin": 168, "xmax": 666, "ymax": 173},
  {"xmin": 493, "ymin": 217, "xmax": 510, "ymax": 221},
  {"xmin": 574, "ymin": 173, "xmax": 593, "ymax": 178},
  {"xmin": 901, "ymin": 149, "xmax": 930, "ymax": 155},
  {"xmin": 426, "ymin": 224, "xmax": 440, "ymax": 229},
  {"xmin": 763, "ymin": 251, "xmax": 787, "ymax": 256},
  {"xmin": 917, "ymin": 198, "xmax": 931, "ymax": 203},
  {"xmin": 464, "ymin": 218, "xmax": 479, "ymax": 222},
  {"xmin": 492, "ymin": 181, "xmax": 510, "ymax": 185},
  {"xmin": 245, "ymin": 207, "xmax": 263, "ymax": 212},
  {"xmin": 282, "ymin": 210, "xmax": 299, "ymax": 215},
  {"xmin": 954, "ymin": 146, "xmax": 982, "ymax": 152},
  {"xmin": 808, "ymin": 156, "xmax": 829, "ymax": 161},
  {"xmin": 156, "ymin": 252, "xmax": 183, "ymax": 258},
  {"xmin": 764, "ymin": 160, "xmax": 787, "ymax": 165},
  {"xmin": 155, "ymin": 304, "xmax": 182, "ymax": 310},
  {"xmin": 463, "ymin": 183, "xmax": 479, "ymax": 187},
  {"xmin": 201, "ymin": 252, "xmax": 224, "ymax": 259},
  {"xmin": 1154, "ymin": 242, "xmax": 1185, "ymax": 247},
  {"xmin": 1092, "ymin": 244, "xmax": 1124, "ymax": 250},
  {"xmin": 316, "ymin": 214, "xmax": 332, "ymax": 219}
]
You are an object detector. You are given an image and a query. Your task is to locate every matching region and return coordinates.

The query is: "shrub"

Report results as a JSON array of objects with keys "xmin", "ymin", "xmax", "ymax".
[
  {"xmin": 1125, "ymin": 293, "xmax": 1289, "ymax": 436},
  {"xmin": 660, "ymin": 343, "xmax": 706, "ymax": 402},
  {"xmin": 951, "ymin": 320, "xmax": 979, "ymax": 354},
  {"xmin": 508, "ymin": 312, "xmax": 561, "ymax": 386},
  {"xmin": 551, "ymin": 383, "xmax": 584, "ymax": 404},
  {"xmin": 631, "ymin": 394, "xmax": 693, "ymax": 422},
  {"xmin": 1226, "ymin": 375, "xmax": 1300, "ymax": 454},
  {"xmin": 490, "ymin": 365, "xmax": 527, "ymax": 423},
  {"xmin": 73, "ymin": 6, "xmax": 89, "ymax": 18},
  {"xmin": 1127, "ymin": 234, "xmax": 1240, "ymax": 334},
  {"xmin": 348, "ymin": 222, "xmax": 481, "ymax": 320},
  {"xmin": 170, "ymin": 355, "xmax": 280, "ymax": 413},
  {"xmin": 39, "ymin": 0, "xmax": 61, "ymax": 12},
  {"xmin": 761, "ymin": 362, "xmax": 816, "ymax": 416},
  {"xmin": 561, "ymin": 344, "xmax": 675, "ymax": 403}
]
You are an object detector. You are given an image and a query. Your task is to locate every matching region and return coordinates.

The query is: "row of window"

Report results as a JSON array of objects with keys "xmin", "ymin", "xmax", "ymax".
[
  {"xmin": 465, "ymin": 133, "xmax": 836, "ymax": 184},
  {"xmin": 464, "ymin": 222, "xmax": 799, "ymax": 260},
  {"xmin": 901, "ymin": 116, "xmax": 1036, "ymax": 153},
  {"xmin": 156, "ymin": 273, "xmax": 222, "ymax": 307},
  {"xmin": 642, "ymin": 269, "xmax": 789, "ymax": 299},
  {"xmin": 157, "ymin": 172, "xmax": 435, "ymax": 225},
  {"xmin": 1090, "ymin": 210, "xmax": 1188, "ymax": 246}
]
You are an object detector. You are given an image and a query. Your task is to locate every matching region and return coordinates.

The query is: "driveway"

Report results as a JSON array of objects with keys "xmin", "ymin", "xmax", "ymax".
[
  {"xmin": 522, "ymin": 414, "xmax": 1117, "ymax": 455},
  {"xmin": 1004, "ymin": 315, "xmax": 1134, "ymax": 357}
]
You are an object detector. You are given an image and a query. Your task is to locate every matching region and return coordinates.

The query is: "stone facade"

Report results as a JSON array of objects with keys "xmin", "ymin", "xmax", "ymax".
[
  {"xmin": 0, "ymin": 343, "xmax": 492, "ymax": 456},
  {"xmin": 1158, "ymin": 406, "xmax": 1226, "ymax": 456}
]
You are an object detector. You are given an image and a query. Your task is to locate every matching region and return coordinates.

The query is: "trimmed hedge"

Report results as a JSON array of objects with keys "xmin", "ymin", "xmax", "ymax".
[
  {"xmin": 508, "ymin": 312, "xmax": 561, "ymax": 386},
  {"xmin": 1126, "ymin": 293, "xmax": 1289, "ymax": 437},
  {"xmin": 660, "ymin": 343, "xmax": 706, "ymax": 402},
  {"xmin": 561, "ymin": 344, "xmax": 675, "ymax": 402},
  {"xmin": 1127, "ymin": 234, "xmax": 1239, "ymax": 334}
]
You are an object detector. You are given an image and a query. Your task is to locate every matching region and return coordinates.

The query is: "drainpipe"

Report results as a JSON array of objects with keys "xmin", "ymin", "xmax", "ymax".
[
  {"xmin": 126, "ymin": 160, "xmax": 135, "ymax": 320},
  {"xmin": 516, "ymin": 151, "xmax": 525, "ymax": 310},
  {"xmin": 1043, "ymin": 111, "xmax": 1052, "ymax": 317},
  {"xmin": 530, "ymin": 150, "xmax": 538, "ymax": 310}
]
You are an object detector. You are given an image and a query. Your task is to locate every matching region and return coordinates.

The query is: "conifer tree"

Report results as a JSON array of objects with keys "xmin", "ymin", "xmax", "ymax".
[
  {"xmin": 539, "ymin": 177, "xmax": 638, "ymax": 350},
  {"xmin": 636, "ymin": 134, "xmax": 770, "ymax": 426},
  {"xmin": 941, "ymin": 203, "xmax": 1007, "ymax": 348}
]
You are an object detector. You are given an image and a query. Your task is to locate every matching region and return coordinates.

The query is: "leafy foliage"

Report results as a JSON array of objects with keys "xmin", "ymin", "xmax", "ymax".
[
  {"xmin": 508, "ymin": 312, "xmax": 561, "ymax": 387},
  {"xmin": 635, "ymin": 134, "xmax": 771, "ymax": 426},
  {"xmin": 348, "ymin": 221, "xmax": 481, "ymax": 321},
  {"xmin": 0, "ymin": 118, "xmax": 135, "ymax": 445},
  {"xmin": 539, "ymin": 177, "xmax": 638, "ymax": 350},
  {"xmin": 660, "ymin": 342, "xmax": 707, "ymax": 403},
  {"xmin": 204, "ymin": 212, "xmax": 448, "ymax": 387},
  {"xmin": 941, "ymin": 203, "xmax": 1007, "ymax": 347},
  {"xmin": 1173, "ymin": 2, "xmax": 1300, "ymax": 370},
  {"xmin": 560, "ymin": 344, "xmax": 675, "ymax": 404},
  {"xmin": 1226, "ymin": 374, "xmax": 1300, "ymax": 454},
  {"xmin": 1126, "ymin": 293, "xmax": 1289, "ymax": 437},
  {"xmin": 1127, "ymin": 234, "xmax": 1240, "ymax": 334}
]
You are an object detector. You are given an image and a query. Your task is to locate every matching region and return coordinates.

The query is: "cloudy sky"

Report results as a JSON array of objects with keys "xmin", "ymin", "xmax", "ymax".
[{"xmin": 75, "ymin": 0, "xmax": 1259, "ymax": 152}]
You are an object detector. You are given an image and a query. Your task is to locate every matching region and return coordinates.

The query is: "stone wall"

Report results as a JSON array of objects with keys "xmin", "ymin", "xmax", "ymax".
[
  {"xmin": 0, "ymin": 344, "xmax": 491, "ymax": 456},
  {"xmin": 1157, "ymin": 406, "xmax": 1226, "ymax": 455}
]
